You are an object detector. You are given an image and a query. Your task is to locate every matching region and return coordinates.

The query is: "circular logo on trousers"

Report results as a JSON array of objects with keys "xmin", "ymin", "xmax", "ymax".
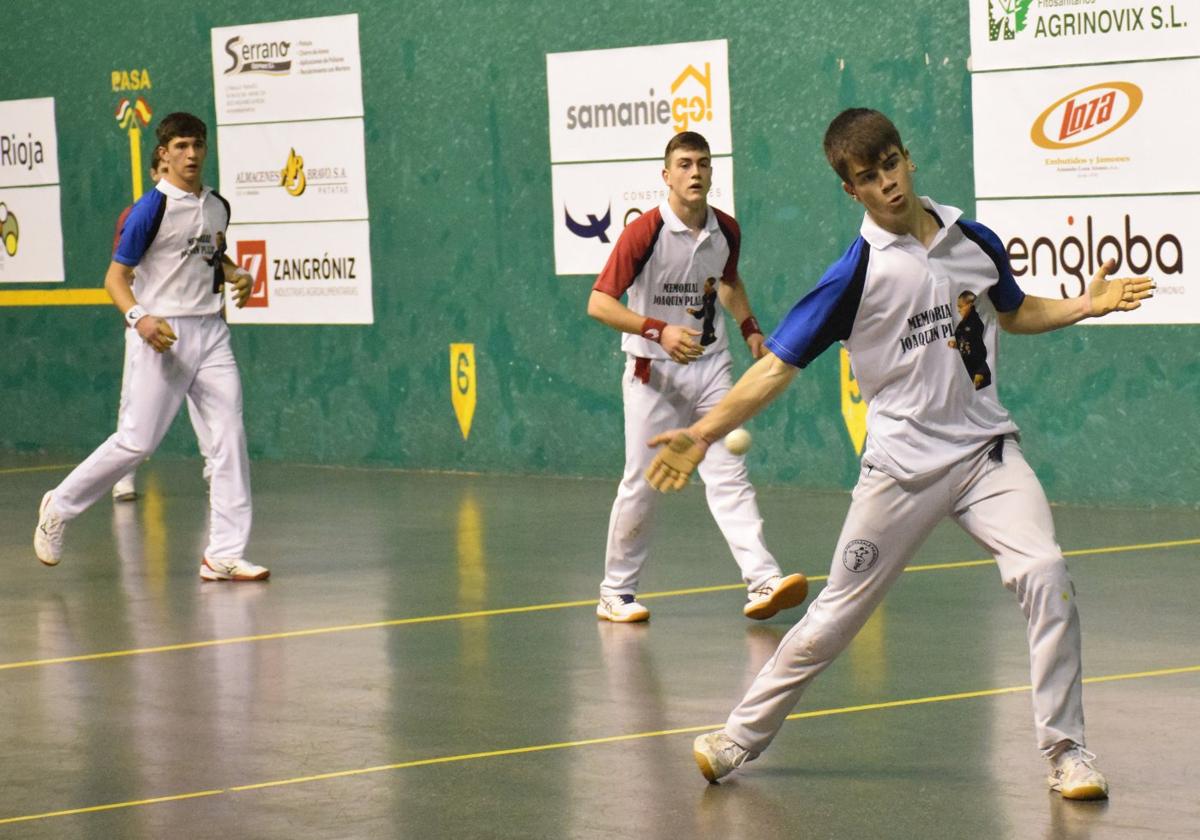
[{"xmin": 842, "ymin": 539, "xmax": 880, "ymax": 573}]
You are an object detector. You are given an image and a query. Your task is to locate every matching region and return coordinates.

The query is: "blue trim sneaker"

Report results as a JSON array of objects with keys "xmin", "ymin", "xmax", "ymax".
[
  {"xmin": 1048, "ymin": 743, "xmax": 1109, "ymax": 800},
  {"xmin": 34, "ymin": 491, "xmax": 66, "ymax": 566},
  {"xmin": 693, "ymin": 730, "xmax": 754, "ymax": 783},
  {"xmin": 201, "ymin": 557, "xmax": 270, "ymax": 581},
  {"xmin": 744, "ymin": 573, "xmax": 808, "ymax": 620},
  {"xmin": 596, "ymin": 594, "xmax": 649, "ymax": 623}
]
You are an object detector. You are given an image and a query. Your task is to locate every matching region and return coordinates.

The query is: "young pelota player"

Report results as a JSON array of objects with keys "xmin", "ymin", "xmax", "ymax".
[
  {"xmin": 587, "ymin": 130, "xmax": 807, "ymax": 623},
  {"xmin": 35, "ymin": 112, "xmax": 267, "ymax": 581},
  {"xmin": 647, "ymin": 109, "xmax": 1153, "ymax": 799}
]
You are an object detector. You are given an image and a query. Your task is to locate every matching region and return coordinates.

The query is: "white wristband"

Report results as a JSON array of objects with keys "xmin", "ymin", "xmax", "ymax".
[{"xmin": 124, "ymin": 305, "xmax": 147, "ymax": 328}]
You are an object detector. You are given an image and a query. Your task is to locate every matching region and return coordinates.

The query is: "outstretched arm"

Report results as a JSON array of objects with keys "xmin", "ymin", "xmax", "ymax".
[
  {"xmin": 645, "ymin": 351, "xmax": 798, "ymax": 491},
  {"xmin": 999, "ymin": 258, "xmax": 1154, "ymax": 335}
]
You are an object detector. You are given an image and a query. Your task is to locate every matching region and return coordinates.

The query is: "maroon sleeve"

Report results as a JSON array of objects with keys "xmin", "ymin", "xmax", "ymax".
[
  {"xmin": 592, "ymin": 208, "xmax": 663, "ymax": 298},
  {"xmin": 713, "ymin": 208, "xmax": 741, "ymax": 283},
  {"xmin": 112, "ymin": 205, "xmax": 133, "ymax": 256}
]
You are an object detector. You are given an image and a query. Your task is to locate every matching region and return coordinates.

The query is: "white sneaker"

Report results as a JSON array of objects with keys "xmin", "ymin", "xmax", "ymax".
[
  {"xmin": 1048, "ymin": 744, "xmax": 1109, "ymax": 800},
  {"xmin": 744, "ymin": 572, "xmax": 809, "ymax": 620},
  {"xmin": 34, "ymin": 491, "xmax": 66, "ymax": 566},
  {"xmin": 596, "ymin": 594, "xmax": 649, "ymax": 623},
  {"xmin": 200, "ymin": 557, "xmax": 270, "ymax": 581},
  {"xmin": 693, "ymin": 730, "xmax": 754, "ymax": 783},
  {"xmin": 112, "ymin": 473, "xmax": 137, "ymax": 501}
]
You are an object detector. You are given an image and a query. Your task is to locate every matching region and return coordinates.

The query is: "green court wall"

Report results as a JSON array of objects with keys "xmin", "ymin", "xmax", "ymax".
[{"xmin": 1, "ymin": 1, "xmax": 1195, "ymax": 507}]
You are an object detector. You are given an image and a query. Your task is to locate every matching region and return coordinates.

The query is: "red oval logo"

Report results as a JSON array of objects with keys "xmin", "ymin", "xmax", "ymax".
[{"xmin": 1030, "ymin": 82, "xmax": 1142, "ymax": 150}]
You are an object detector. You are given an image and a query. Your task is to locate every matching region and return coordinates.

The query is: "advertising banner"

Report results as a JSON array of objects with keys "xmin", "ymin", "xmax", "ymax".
[
  {"xmin": 225, "ymin": 220, "xmax": 373, "ymax": 324},
  {"xmin": 0, "ymin": 187, "xmax": 64, "ymax": 283},
  {"xmin": 550, "ymin": 159, "xmax": 735, "ymax": 276},
  {"xmin": 211, "ymin": 14, "xmax": 363, "ymax": 125},
  {"xmin": 217, "ymin": 118, "xmax": 368, "ymax": 223},
  {"xmin": 969, "ymin": 0, "xmax": 1197, "ymax": 72},
  {"xmin": 977, "ymin": 194, "xmax": 1195, "ymax": 324},
  {"xmin": 546, "ymin": 39, "xmax": 731, "ymax": 163},
  {"xmin": 973, "ymin": 59, "xmax": 1200, "ymax": 198}
]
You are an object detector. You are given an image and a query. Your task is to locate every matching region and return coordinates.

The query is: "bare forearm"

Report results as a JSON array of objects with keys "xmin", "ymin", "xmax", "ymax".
[
  {"xmin": 103, "ymin": 261, "xmax": 137, "ymax": 314},
  {"xmin": 587, "ymin": 289, "xmax": 651, "ymax": 334},
  {"xmin": 999, "ymin": 295, "xmax": 1090, "ymax": 335},
  {"xmin": 692, "ymin": 352, "xmax": 797, "ymax": 441},
  {"xmin": 718, "ymin": 277, "xmax": 752, "ymax": 324}
]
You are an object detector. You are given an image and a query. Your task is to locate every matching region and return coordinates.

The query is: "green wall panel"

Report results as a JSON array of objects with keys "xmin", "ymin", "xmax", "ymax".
[{"xmin": 1, "ymin": 1, "xmax": 1195, "ymax": 507}]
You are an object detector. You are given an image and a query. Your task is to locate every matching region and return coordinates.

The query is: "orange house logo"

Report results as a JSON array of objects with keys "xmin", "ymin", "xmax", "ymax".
[{"xmin": 1030, "ymin": 82, "xmax": 1142, "ymax": 150}]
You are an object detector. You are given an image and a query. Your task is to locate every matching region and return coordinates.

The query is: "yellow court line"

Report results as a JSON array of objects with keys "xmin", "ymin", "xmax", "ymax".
[
  {"xmin": 1, "ymin": 537, "xmax": 1196, "ymax": 673},
  {"xmin": 0, "ymin": 464, "xmax": 77, "ymax": 476},
  {"xmin": 0, "ymin": 289, "xmax": 112, "ymax": 306},
  {"xmin": 0, "ymin": 663, "xmax": 1195, "ymax": 826}
]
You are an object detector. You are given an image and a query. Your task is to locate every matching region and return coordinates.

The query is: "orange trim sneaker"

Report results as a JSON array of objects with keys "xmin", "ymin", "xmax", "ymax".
[
  {"xmin": 693, "ymin": 731, "xmax": 755, "ymax": 783},
  {"xmin": 1048, "ymin": 744, "xmax": 1109, "ymax": 800},
  {"xmin": 596, "ymin": 594, "xmax": 650, "ymax": 623},
  {"xmin": 34, "ymin": 491, "xmax": 66, "ymax": 566},
  {"xmin": 744, "ymin": 573, "xmax": 808, "ymax": 620},
  {"xmin": 201, "ymin": 557, "xmax": 270, "ymax": 581}
]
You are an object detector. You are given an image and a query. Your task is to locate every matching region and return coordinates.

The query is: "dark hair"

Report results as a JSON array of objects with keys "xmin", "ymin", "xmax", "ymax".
[
  {"xmin": 664, "ymin": 131, "xmax": 710, "ymax": 167},
  {"xmin": 155, "ymin": 112, "xmax": 207, "ymax": 147},
  {"xmin": 148, "ymin": 145, "xmax": 166, "ymax": 176},
  {"xmin": 823, "ymin": 109, "xmax": 904, "ymax": 184}
]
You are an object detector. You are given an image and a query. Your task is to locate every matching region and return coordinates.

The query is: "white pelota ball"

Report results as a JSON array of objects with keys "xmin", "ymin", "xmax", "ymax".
[{"xmin": 724, "ymin": 428, "xmax": 752, "ymax": 455}]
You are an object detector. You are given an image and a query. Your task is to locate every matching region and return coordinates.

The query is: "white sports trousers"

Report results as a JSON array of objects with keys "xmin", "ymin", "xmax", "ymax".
[
  {"xmin": 725, "ymin": 436, "xmax": 1084, "ymax": 753},
  {"xmin": 54, "ymin": 314, "xmax": 251, "ymax": 560},
  {"xmin": 601, "ymin": 350, "xmax": 780, "ymax": 596}
]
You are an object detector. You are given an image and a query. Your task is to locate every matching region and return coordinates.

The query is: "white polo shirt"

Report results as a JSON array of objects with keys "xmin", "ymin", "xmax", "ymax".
[
  {"xmin": 593, "ymin": 200, "xmax": 741, "ymax": 360},
  {"xmin": 767, "ymin": 197, "xmax": 1026, "ymax": 481},
  {"xmin": 114, "ymin": 179, "xmax": 230, "ymax": 317}
]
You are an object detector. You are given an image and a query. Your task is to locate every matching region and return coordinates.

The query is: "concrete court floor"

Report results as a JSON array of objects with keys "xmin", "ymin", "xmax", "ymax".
[{"xmin": 0, "ymin": 455, "xmax": 1196, "ymax": 840}]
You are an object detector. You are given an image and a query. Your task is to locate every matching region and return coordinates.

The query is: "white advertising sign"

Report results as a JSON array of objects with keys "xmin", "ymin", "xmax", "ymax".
[
  {"xmin": 225, "ymin": 220, "xmax": 373, "ymax": 324},
  {"xmin": 547, "ymin": 39, "xmax": 731, "ymax": 163},
  {"xmin": 970, "ymin": 0, "xmax": 1197, "ymax": 72},
  {"xmin": 211, "ymin": 14, "xmax": 363, "ymax": 125},
  {"xmin": 973, "ymin": 59, "xmax": 1200, "ymax": 198},
  {"xmin": 217, "ymin": 118, "xmax": 368, "ymax": 223},
  {"xmin": 978, "ymin": 194, "xmax": 1195, "ymax": 324},
  {"xmin": 0, "ymin": 187, "xmax": 65, "ymax": 283},
  {"xmin": 0, "ymin": 97, "xmax": 59, "ymax": 187},
  {"xmin": 550, "ymin": 158, "xmax": 736, "ymax": 276}
]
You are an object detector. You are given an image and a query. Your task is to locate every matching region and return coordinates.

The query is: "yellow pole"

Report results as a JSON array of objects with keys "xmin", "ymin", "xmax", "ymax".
[{"xmin": 128, "ymin": 122, "xmax": 144, "ymax": 201}]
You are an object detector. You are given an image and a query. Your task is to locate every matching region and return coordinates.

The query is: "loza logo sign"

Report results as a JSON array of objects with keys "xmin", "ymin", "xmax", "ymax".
[
  {"xmin": 1031, "ymin": 82, "xmax": 1142, "ymax": 149},
  {"xmin": 224, "ymin": 35, "xmax": 292, "ymax": 75},
  {"xmin": 565, "ymin": 62, "xmax": 717, "ymax": 134},
  {"xmin": 1006, "ymin": 212, "xmax": 1183, "ymax": 297},
  {"xmin": 236, "ymin": 239, "xmax": 269, "ymax": 307}
]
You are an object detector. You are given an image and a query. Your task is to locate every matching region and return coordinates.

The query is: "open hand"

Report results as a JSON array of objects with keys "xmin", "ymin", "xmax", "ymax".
[
  {"xmin": 1086, "ymin": 258, "xmax": 1155, "ymax": 317},
  {"xmin": 227, "ymin": 268, "xmax": 253, "ymax": 308},
  {"xmin": 661, "ymin": 325, "xmax": 704, "ymax": 364}
]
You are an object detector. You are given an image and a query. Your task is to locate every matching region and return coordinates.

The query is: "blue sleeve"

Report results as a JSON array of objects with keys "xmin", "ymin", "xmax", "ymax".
[
  {"xmin": 765, "ymin": 237, "xmax": 869, "ymax": 368},
  {"xmin": 114, "ymin": 189, "xmax": 167, "ymax": 267},
  {"xmin": 957, "ymin": 219, "xmax": 1025, "ymax": 313}
]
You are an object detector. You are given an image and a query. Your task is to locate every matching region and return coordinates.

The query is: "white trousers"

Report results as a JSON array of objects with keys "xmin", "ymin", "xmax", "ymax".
[
  {"xmin": 601, "ymin": 351, "xmax": 779, "ymax": 596},
  {"xmin": 117, "ymin": 327, "xmax": 214, "ymax": 478},
  {"xmin": 54, "ymin": 314, "xmax": 252, "ymax": 560},
  {"xmin": 725, "ymin": 437, "xmax": 1085, "ymax": 753}
]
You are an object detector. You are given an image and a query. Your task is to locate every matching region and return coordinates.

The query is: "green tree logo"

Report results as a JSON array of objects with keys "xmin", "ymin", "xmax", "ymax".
[{"xmin": 988, "ymin": 0, "xmax": 1032, "ymax": 41}]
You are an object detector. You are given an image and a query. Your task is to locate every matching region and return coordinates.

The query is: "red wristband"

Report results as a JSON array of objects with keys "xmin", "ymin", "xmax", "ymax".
[
  {"xmin": 641, "ymin": 317, "xmax": 667, "ymax": 343},
  {"xmin": 740, "ymin": 316, "xmax": 762, "ymax": 340}
]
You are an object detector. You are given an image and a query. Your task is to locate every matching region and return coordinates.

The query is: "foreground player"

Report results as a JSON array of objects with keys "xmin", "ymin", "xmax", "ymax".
[
  {"xmin": 111, "ymin": 148, "xmax": 215, "ymax": 501},
  {"xmin": 35, "ymin": 112, "xmax": 268, "ymax": 581},
  {"xmin": 588, "ymin": 131, "xmax": 807, "ymax": 623},
  {"xmin": 649, "ymin": 109, "xmax": 1152, "ymax": 798}
]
